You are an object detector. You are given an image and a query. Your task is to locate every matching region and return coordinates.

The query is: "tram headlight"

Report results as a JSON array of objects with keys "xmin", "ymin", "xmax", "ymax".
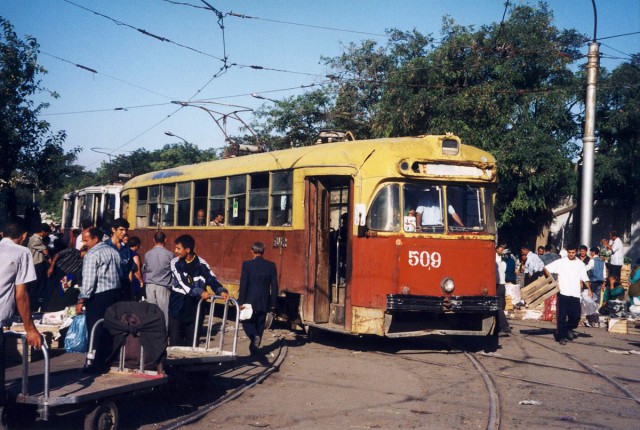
[{"xmin": 440, "ymin": 277, "xmax": 455, "ymax": 294}]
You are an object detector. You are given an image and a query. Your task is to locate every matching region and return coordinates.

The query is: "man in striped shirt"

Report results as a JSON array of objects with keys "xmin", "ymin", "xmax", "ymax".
[{"xmin": 76, "ymin": 227, "xmax": 122, "ymax": 373}]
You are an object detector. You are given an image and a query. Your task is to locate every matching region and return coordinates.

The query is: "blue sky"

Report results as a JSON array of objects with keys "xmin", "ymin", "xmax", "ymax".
[{"xmin": 3, "ymin": 0, "xmax": 639, "ymax": 169}]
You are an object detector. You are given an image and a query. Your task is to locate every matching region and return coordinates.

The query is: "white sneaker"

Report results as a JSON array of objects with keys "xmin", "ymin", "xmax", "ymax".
[{"xmin": 582, "ymin": 320, "xmax": 592, "ymax": 327}]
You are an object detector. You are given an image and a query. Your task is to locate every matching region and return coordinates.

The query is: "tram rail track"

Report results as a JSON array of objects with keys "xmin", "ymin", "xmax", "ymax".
[
  {"xmin": 515, "ymin": 332, "xmax": 640, "ymax": 405},
  {"xmin": 158, "ymin": 338, "xmax": 288, "ymax": 430}
]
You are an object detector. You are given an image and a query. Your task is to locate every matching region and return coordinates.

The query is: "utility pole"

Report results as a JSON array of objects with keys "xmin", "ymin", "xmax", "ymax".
[{"xmin": 580, "ymin": 1, "xmax": 599, "ymax": 247}]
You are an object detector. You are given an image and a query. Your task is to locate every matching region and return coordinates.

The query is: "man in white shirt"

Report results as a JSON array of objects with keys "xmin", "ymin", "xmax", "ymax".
[
  {"xmin": 544, "ymin": 245, "xmax": 591, "ymax": 345},
  {"xmin": 415, "ymin": 188, "xmax": 463, "ymax": 231},
  {"xmin": 495, "ymin": 244, "xmax": 511, "ymax": 335},
  {"xmin": 520, "ymin": 246, "xmax": 545, "ymax": 286},
  {"xmin": 601, "ymin": 230, "xmax": 623, "ymax": 279},
  {"xmin": 75, "ymin": 219, "xmax": 93, "ymax": 250},
  {"xmin": 1, "ymin": 219, "xmax": 42, "ymax": 418}
]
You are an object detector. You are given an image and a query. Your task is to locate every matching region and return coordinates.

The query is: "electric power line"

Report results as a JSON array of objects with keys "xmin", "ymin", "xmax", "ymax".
[
  {"xmin": 596, "ymin": 30, "xmax": 640, "ymax": 41},
  {"xmin": 40, "ymin": 51, "xmax": 177, "ymax": 100}
]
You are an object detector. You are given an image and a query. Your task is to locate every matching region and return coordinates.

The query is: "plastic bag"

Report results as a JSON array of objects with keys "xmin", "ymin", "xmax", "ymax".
[
  {"xmin": 540, "ymin": 294, "xmax": 557, "ymax": 322},
  {"xmin": 581, "ymin": 289, "xmax": 599, "ymax": 317},
  {"xmin": 64, "ymin": 314, "xmax": 88, "ymax": 353}
]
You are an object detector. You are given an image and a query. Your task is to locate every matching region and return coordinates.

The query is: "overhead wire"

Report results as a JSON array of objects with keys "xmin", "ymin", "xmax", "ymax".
[
  {"xmin": 40, "ymin": 51, "xmax": 177, "ymax": 100},
  {"xmin": 596, "ymin": 30, "xmax": 640, "ymax": 41}
]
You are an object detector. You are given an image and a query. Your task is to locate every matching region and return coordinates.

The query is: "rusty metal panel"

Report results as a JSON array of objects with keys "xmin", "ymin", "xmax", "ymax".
[
  {"xmin": 351, "ymin": 306, "xmax": 385, "ymax": 335},
  {"xmin": 350, "ymin": 235, "xmax": 495, "ymax": 309},
  {"xmin": 129, "ymin": 228, "xmax": 309, "ymax": 300}
]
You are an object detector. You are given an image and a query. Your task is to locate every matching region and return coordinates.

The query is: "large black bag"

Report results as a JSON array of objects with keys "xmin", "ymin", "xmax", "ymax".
[{"xmin": 104, "ymin": 301, "xmax": 167, "ymax": 370}]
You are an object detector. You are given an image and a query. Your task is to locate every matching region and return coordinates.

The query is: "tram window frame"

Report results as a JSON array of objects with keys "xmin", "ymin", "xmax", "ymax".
[
  {"xmin": 176, "ymin": 182, "xmax": 192, "ymax": 227},
  {"xmin": 192, "ymin": 180, "xmax": 208, "ymax": 226},
  {"xmin": 161, "ymin": 184, "xmax": 176, "ymax": 227},
  {"xmin": 136, "ymin": 188, "xmax": 148, "ymax": 228},
  {"xmin": 121, "ymin": 194, "xmax": 129, "ymax": 224},
  {"xmin": 104, "ymin": 193, "xmax": 117, "ymax": 227},
  {"xmin": 248, "ymin": 173, "xmax": 269, "ymax": 226},
  {"xmin": 209, "ymin": 178, "xmax": 226, "ymax": 226},
  {"xmin": 227, "ymin": 175, "xmax": 246, "ymax": 226},
  {"xmin": 403, "ymin": 182, "xmax": 492, "ymax": 233},
  {"xmin": 446, "ymin": 185, "xmax": 488, "ymax": 233},
  {"xmin": 404, "ymin": 184, "xmax": 445, "ymax": 233},
  {"xmin": 148, "ymin": 186, "xmax": 160, "ymax": 227},
  {"xmin": 270, "ymin": 170, "xmax": 293, "ymax": 227},
  {"xmin": 79, "ymin": 194, "xmax": 95, "ymax": 226},
  {"xmin": 366, "ymin": 184, "xmax": 401, "ymax": 232}
]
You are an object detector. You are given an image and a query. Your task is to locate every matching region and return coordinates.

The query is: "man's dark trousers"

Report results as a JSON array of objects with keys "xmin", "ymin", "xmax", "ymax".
[
  {"xmin": 85, "ymin": 288, "xmax": 121, "ymax": 368},
  {"xmin": 556, "ymin": 293, "xmax": 580, "ymax": 340}
]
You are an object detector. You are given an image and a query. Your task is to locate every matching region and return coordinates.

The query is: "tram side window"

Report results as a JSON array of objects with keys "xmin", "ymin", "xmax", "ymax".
[
  {"xmin": 162, "ymin": 185, "xmax": 176, "ymax": 226},
  {"xmin": 446, "ymin": 186, "xmax": 485, "ymax": 231},
  {"xmin": 367, "ymin": 184, "xmax": 400, "ymax": 232},
  {"xmin": 63, "ymin": 198, "xmax": 74, "ymax": 230},
  {"xmin": 121, "ymin": 195, "xmax": 129, "ymax": 223},
  {"xmin": 148, "ymin": 186, "xmax": 160, "ymax": 227},
  {"xmin": 104, "ymin": 193, "xmax": 117, "ymax": 227},
  {"xmin": 136, "ymin": 188, "xmax": 148, "ymax": 228},
  {"xmin": 271, "ymin": 171, "xmax": 293, "ymax": 226},
  {"xmin": 176, "ymin": 182, "xmax": 191, "ymax": 226},
  {"xmin": 79, "ymin": 194, "xmax": 95, "ymax": 226},
  {"xmin": 193, "ymin": 180, "xmax": 208, "ymax": 226},
  {"xmin": 248, "ymin": 173, "xmax": 269, "ymax": 226},
  {"xmin": 209, "ymin": 179, "xmax": 226, "ymax": 226},
  {"xmin": 227, "ymin": 175, "xmax": 246, "ymax": 226}
]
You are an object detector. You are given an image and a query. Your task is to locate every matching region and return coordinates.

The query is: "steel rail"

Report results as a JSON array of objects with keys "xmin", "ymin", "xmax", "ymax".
[
  {"xmin": 158, "ymin": 337, "xmax": 288, "ymax": 430},
  {"xmin": 517, "ymin": 334, "xmax": 640, "ymax": 405}
]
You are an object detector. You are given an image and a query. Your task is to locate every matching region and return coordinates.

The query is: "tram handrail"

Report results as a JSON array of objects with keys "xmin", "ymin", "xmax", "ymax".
[{"xmin": 192, "ymin": 296, "xmax": 240, "ymax": 356}]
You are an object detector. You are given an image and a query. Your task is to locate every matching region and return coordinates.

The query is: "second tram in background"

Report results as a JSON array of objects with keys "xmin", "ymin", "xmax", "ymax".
[
  {"xmin": 121, "ymin": 132, "xmax": 499, "ymax": 343},
  {"xmin": 61, "ymin": 183, "xmax": 123, "ymax": 233}
]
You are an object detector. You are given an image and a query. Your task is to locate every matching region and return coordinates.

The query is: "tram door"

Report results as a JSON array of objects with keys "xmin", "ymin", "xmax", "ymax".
[{"xmin": 306, "ymin": 176, "xmax": 351, "ymax": 326}]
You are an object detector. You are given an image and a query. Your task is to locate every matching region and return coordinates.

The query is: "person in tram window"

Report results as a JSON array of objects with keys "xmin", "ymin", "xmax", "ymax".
[
  {"xmin": 415, "ymin": 188, "xmax": 463, "ymax": 231},
  {"xmin": 169, "ymin": 235, "xmax": 229, "ymax": 346},
  {"xmin": 195, "ymin": 209, "xmax": 207, "ymax": 226},
  {"xmin": 210, "ymin": 213, "xmax": 224, "ymax": 226}
]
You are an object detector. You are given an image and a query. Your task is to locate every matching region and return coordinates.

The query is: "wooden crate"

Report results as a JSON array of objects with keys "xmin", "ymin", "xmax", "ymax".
[{"xmin": 521, "ymin": 275, "xmax": 558, "ymax": 309}]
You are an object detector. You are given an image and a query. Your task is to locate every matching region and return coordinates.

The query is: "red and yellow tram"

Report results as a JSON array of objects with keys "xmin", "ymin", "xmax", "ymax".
[{"xmin": 121, "ymin": 133, "xmax": 498, "ymax": 340}]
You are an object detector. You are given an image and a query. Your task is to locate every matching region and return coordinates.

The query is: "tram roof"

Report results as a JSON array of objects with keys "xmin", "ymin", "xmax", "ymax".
[{"xmin": 123, "ymin": 134, "xmax": 496, "ymax": 190}]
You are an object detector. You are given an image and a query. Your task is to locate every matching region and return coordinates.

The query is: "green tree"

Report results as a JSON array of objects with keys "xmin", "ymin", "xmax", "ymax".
[
  {"xmin": 251, "ymin": 90, "xmax": 336, "ymax": 149},
  {"xmin": 0, "ymin": 18, "xmax": 77, "ymax": 219},
  {"xmin": 593, "ymin": 55, "xmax": 640, "ymax": 213},
  {"xmin": 247, "ymin": 2, "xmax": 586, "ymax": 247}
]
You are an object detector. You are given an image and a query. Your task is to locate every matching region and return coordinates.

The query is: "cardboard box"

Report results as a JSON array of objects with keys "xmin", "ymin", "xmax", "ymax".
[{"xmin": 608, "ymin": 318, "xmax": 628, "ymax": 334}]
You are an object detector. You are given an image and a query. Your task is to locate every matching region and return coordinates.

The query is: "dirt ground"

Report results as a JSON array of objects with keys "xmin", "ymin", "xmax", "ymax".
[
  {"xmin": 4, "ymin": 317, "xmax": 640, "ymax": 429},
  {"xmin": 175, "ymin": 319, "xmax": 640, "ymax": 430}
]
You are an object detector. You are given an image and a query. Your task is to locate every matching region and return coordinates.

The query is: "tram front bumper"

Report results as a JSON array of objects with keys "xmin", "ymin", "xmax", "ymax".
[{"xmin": 383, "ymin": 294, "xmax": 499, "ymax": 338}]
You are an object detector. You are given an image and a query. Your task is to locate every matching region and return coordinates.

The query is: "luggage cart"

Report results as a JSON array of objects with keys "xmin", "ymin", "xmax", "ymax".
[
  {"xmin": 165, "ymin": 296, "xmax": 240, "ymax": 369},
  {"xmin": 3, "ymin": 323, "xmax": 168, "ymax": 430}
]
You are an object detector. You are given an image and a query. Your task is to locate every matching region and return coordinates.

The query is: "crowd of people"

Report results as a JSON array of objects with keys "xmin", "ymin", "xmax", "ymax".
[
  {"xmin": 1, "ymin": 216, "xmax": 279, "ymax": 377},
  {"xmin": 496, "ymin": 230, "xmax": 640, "ymax": 346}
]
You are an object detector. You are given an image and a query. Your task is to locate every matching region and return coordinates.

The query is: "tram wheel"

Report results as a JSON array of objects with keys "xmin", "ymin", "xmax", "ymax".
[{"xmin": 84, "ymin": 402, "xmax": 119, "ymax": 430}]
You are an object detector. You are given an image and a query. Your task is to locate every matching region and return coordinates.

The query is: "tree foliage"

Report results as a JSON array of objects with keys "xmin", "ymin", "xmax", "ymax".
[
  {"xmin": 244, "ymin": 2, "xmax": 594, "ymax": 247},
  {"xmin": 593, "ymin": 55, "xmax": 640, "ymax": 209},
  {"xmin": 0, "ymin": 17, "xmax": 78, "ymax": 219}
]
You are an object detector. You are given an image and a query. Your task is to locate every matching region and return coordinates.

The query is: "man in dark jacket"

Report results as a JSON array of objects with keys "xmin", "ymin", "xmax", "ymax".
[
  {"xmin": 238, "ymin": 242, "xmax": 279, "ymax": 355},
  {"xmin": 169, "ymin": 234, "xmax": 229, "ymax": 346}
]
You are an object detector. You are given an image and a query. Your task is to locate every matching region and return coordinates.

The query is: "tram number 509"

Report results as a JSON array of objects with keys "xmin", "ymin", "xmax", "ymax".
[{"xmin": 408, "ymin": 250, "xmax": 442, "ymax": 269}]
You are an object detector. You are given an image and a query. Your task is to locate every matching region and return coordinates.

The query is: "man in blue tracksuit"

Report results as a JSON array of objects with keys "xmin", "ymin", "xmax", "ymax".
[{"xmin": 169, "ymin": 234, "xmax": 228, "ymax": 346}]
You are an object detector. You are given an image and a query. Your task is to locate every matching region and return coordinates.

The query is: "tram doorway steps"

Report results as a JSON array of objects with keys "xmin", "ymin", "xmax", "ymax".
[{"xmin": 329, "ymin": 303, "xmax": 345, "ymax": 325}]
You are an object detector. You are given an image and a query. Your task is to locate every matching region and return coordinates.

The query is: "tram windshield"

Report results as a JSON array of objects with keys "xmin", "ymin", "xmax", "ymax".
[{"xmin": 367, "ymin": 182, "xmax": 495, "ymax": 234}]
